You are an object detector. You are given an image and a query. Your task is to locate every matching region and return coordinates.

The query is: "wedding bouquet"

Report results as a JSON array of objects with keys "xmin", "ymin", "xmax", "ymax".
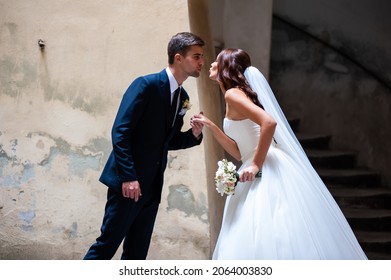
[
  {"xmin": 214, "ymin": 159, "xmax": 262, "ymax": 196},
  {"xmin": 214, "ymin": 159, "xmax": 239, "ymax": 196}
]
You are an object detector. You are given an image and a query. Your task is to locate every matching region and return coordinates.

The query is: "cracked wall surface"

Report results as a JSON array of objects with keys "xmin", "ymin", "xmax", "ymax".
[{"xmin": 0, "ymin": 0, "xmax": 209, "ymax": 259}]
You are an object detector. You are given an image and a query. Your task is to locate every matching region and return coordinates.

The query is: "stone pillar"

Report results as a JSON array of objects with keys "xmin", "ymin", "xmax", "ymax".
[{"xmin": 187, "ymin": 0, "xmax": 226, "ymax": 257}]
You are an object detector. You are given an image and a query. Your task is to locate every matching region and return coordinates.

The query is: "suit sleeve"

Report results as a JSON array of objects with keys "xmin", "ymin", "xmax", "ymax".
[
  {"xmin": 111, "ymin": 77, "xmax": 148, "ymax": 182},
  {"xmin": 168, "ymin": 128, "xmax": 203, "ymax": 150}
]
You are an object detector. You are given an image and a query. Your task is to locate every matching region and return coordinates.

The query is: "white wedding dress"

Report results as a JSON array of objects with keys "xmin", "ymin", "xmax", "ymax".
[{"xmin": 212, "ymin": 67, "xmax": 368, "ymax": 260}]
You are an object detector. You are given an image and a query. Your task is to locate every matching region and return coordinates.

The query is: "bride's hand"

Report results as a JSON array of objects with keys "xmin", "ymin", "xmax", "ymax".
[
  {"xmin": 239, "ymin": 164, "xmax": 260, "ymax": 182},
  {"xmin": 192, "ymin": 112, "xmax": 213, "ymax": 127}
]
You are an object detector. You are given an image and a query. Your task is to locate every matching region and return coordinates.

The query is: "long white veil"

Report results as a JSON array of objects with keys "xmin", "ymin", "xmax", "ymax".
[
  {"xmin": 244, "ymin": 66, "xmax": 367, "ymax": 259},
  {"xmin": 245, "ymin": 66, "xmax": 316, "ymax": 174}
]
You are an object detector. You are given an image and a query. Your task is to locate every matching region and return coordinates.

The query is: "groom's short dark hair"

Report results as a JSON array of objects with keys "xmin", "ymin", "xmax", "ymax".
[{"xmin": 167, "ymin": 32, "xmax": 205, "ymax": 65}]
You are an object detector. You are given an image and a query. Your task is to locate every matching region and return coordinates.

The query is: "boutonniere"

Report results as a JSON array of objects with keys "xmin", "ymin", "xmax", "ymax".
[{"xmin": 179, "ymin": 99, "xmax": 192, "ymax": 115}]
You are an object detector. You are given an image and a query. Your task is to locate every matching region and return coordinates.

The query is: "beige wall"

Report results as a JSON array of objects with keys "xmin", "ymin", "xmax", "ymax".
[{"xmin": 0, "ymin": 0, "xmax": 209, "ymax": 259}]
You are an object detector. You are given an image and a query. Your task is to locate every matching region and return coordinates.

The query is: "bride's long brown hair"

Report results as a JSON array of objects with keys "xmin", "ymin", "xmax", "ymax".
[{"xmin": 217, "ymin": 48, "xmax": 264, "ymax": 109}]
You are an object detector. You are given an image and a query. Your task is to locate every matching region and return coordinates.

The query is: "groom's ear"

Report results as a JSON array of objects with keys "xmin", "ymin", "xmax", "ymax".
[{"xmin": 174, "ymin": 53, "xmax": 182, "ymax": 64}]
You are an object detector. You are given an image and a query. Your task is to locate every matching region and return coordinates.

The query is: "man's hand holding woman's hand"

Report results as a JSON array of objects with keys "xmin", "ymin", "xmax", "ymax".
[
  {"xmin": 191, "ymin": 112, "xmax": 213, "ymax": 128},
  {"xmin": 190, "ymin": 112, "xmax": 205, "ymax": 139}
]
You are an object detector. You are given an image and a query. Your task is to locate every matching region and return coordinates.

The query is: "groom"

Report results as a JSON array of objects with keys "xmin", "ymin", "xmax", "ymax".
[{"xmin": 84, "ymin": 32, "xmax": 205, "ymax": 259}]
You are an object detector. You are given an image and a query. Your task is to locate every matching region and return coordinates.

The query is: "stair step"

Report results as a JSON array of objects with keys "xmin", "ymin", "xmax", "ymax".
[
  {"xmin": 342, "ymin": 208, "xmax": 391, "ymax": 231},
  {"xmin": 355, "ymin": 230, "xmax": 391, "ymax": 244},
  {"xmin": 306, "ymin": 149, "xmax": 356, "ymax": 168},
  {"xmin": 296, "ymin": 133, "xmax": 331, "ymax": 149},
  {"xmin": 364, "ymin": 251, "xmax": 391, "ymax": 260},
  {"xmin": 329, "ymin": 187, "xmax": 391, "ymax": 209},
  {"xmin": 354, "ymin": 231, "xmax": 391, "ymax": 257},
  {"xmin": 318, "ymin": 168, "xmax": 381, "ymax": 187},
  {"xmin": 288, "ymin": 118, "xmax": 300, "ymax": 132},
  {"xmin": 286, "ymin": 116, "xmax": 391, "ymax": 257}
]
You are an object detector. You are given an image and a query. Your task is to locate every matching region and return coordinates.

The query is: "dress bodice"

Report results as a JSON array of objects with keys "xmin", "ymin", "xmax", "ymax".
[{"xmin": 223, "ymin": 118, "xmax": 260, "ymax": 162}]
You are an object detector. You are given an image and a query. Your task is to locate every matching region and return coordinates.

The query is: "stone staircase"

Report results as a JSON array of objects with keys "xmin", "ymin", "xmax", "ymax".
[{"xmin": 290, "ymin": 118, "xmax": 391, "ymax": 260}]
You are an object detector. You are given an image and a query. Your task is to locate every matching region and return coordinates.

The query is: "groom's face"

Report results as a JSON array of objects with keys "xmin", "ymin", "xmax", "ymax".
[{"xmin": 180, "ymin": 45, "xmax": 204, "ymax": 78}]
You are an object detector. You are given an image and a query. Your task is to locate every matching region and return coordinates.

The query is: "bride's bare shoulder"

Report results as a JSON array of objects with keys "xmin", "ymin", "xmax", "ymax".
[{"xmin": 225, "ymin": 88, "xmax": 247, "ymax": 103}]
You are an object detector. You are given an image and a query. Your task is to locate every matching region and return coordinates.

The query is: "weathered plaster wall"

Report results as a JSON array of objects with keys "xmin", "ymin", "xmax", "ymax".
[{"xmin": 0, "ymin": 0, "xmax": 209, "ymax": 259}]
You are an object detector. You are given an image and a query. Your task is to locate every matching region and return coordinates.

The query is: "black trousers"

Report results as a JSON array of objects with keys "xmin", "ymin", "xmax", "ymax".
[{"xmin": 83, "ymin": 188, "xmax": 159, "ymax": 260}]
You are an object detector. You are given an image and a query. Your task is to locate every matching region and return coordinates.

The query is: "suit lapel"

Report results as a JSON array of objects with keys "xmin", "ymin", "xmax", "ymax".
[{"xmin": 158, "ymin": 70, "xmax": 172, "ymax": 131}]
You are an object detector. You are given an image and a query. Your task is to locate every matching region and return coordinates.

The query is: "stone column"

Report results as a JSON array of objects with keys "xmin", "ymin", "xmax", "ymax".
[{"xmin": 187, "ymin": 0, "xmax": 226, "ymax": 257}]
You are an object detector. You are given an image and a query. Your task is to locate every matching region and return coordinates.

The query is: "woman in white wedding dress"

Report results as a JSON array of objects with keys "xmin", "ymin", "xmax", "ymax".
[{"xmin": 193, "ymin": 48, "xmax": 367, "ymax": 260}]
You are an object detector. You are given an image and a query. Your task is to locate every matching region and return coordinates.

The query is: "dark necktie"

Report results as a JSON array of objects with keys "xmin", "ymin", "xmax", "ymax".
[{"xmin": 170, "ymin": 87, "xmax": 181, "ymax": 127}]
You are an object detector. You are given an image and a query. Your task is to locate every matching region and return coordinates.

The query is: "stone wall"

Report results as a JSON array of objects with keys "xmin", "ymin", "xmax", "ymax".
[{"xmin": 271, "ymin": 0, "xmax": 391, "ymax": 187}]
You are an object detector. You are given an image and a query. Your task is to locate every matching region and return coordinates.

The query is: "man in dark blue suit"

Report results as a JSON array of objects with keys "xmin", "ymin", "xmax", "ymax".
[{"xmin": 84, "ymin": 32, "xmax": 205, "ymax": 259}]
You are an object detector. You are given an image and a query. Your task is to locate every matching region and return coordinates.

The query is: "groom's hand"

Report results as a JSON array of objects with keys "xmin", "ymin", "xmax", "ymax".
[
  {"xmin": 122, "ymin": 181, "xmax": 142, "ymax": 202},
  {"xmin": 190, "ymin": 112, "xmax": 204, "ymax": 139}
]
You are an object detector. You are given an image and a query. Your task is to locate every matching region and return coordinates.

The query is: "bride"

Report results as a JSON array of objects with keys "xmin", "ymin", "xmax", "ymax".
[{"xmin": 192, "ymin": 48, "xmax": 367, "ymax": 259}]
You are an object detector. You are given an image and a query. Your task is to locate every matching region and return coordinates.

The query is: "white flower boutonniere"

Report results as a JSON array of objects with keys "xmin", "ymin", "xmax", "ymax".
[{"xmin": 179, "ymin": 99, "xmax": 192, "ymax": 116}]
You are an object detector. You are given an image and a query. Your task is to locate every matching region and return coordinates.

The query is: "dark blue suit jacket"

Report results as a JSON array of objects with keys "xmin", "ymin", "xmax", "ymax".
[{"xmin": 99, "ymin": 69, "xmax": 202, "ymax": 202}]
